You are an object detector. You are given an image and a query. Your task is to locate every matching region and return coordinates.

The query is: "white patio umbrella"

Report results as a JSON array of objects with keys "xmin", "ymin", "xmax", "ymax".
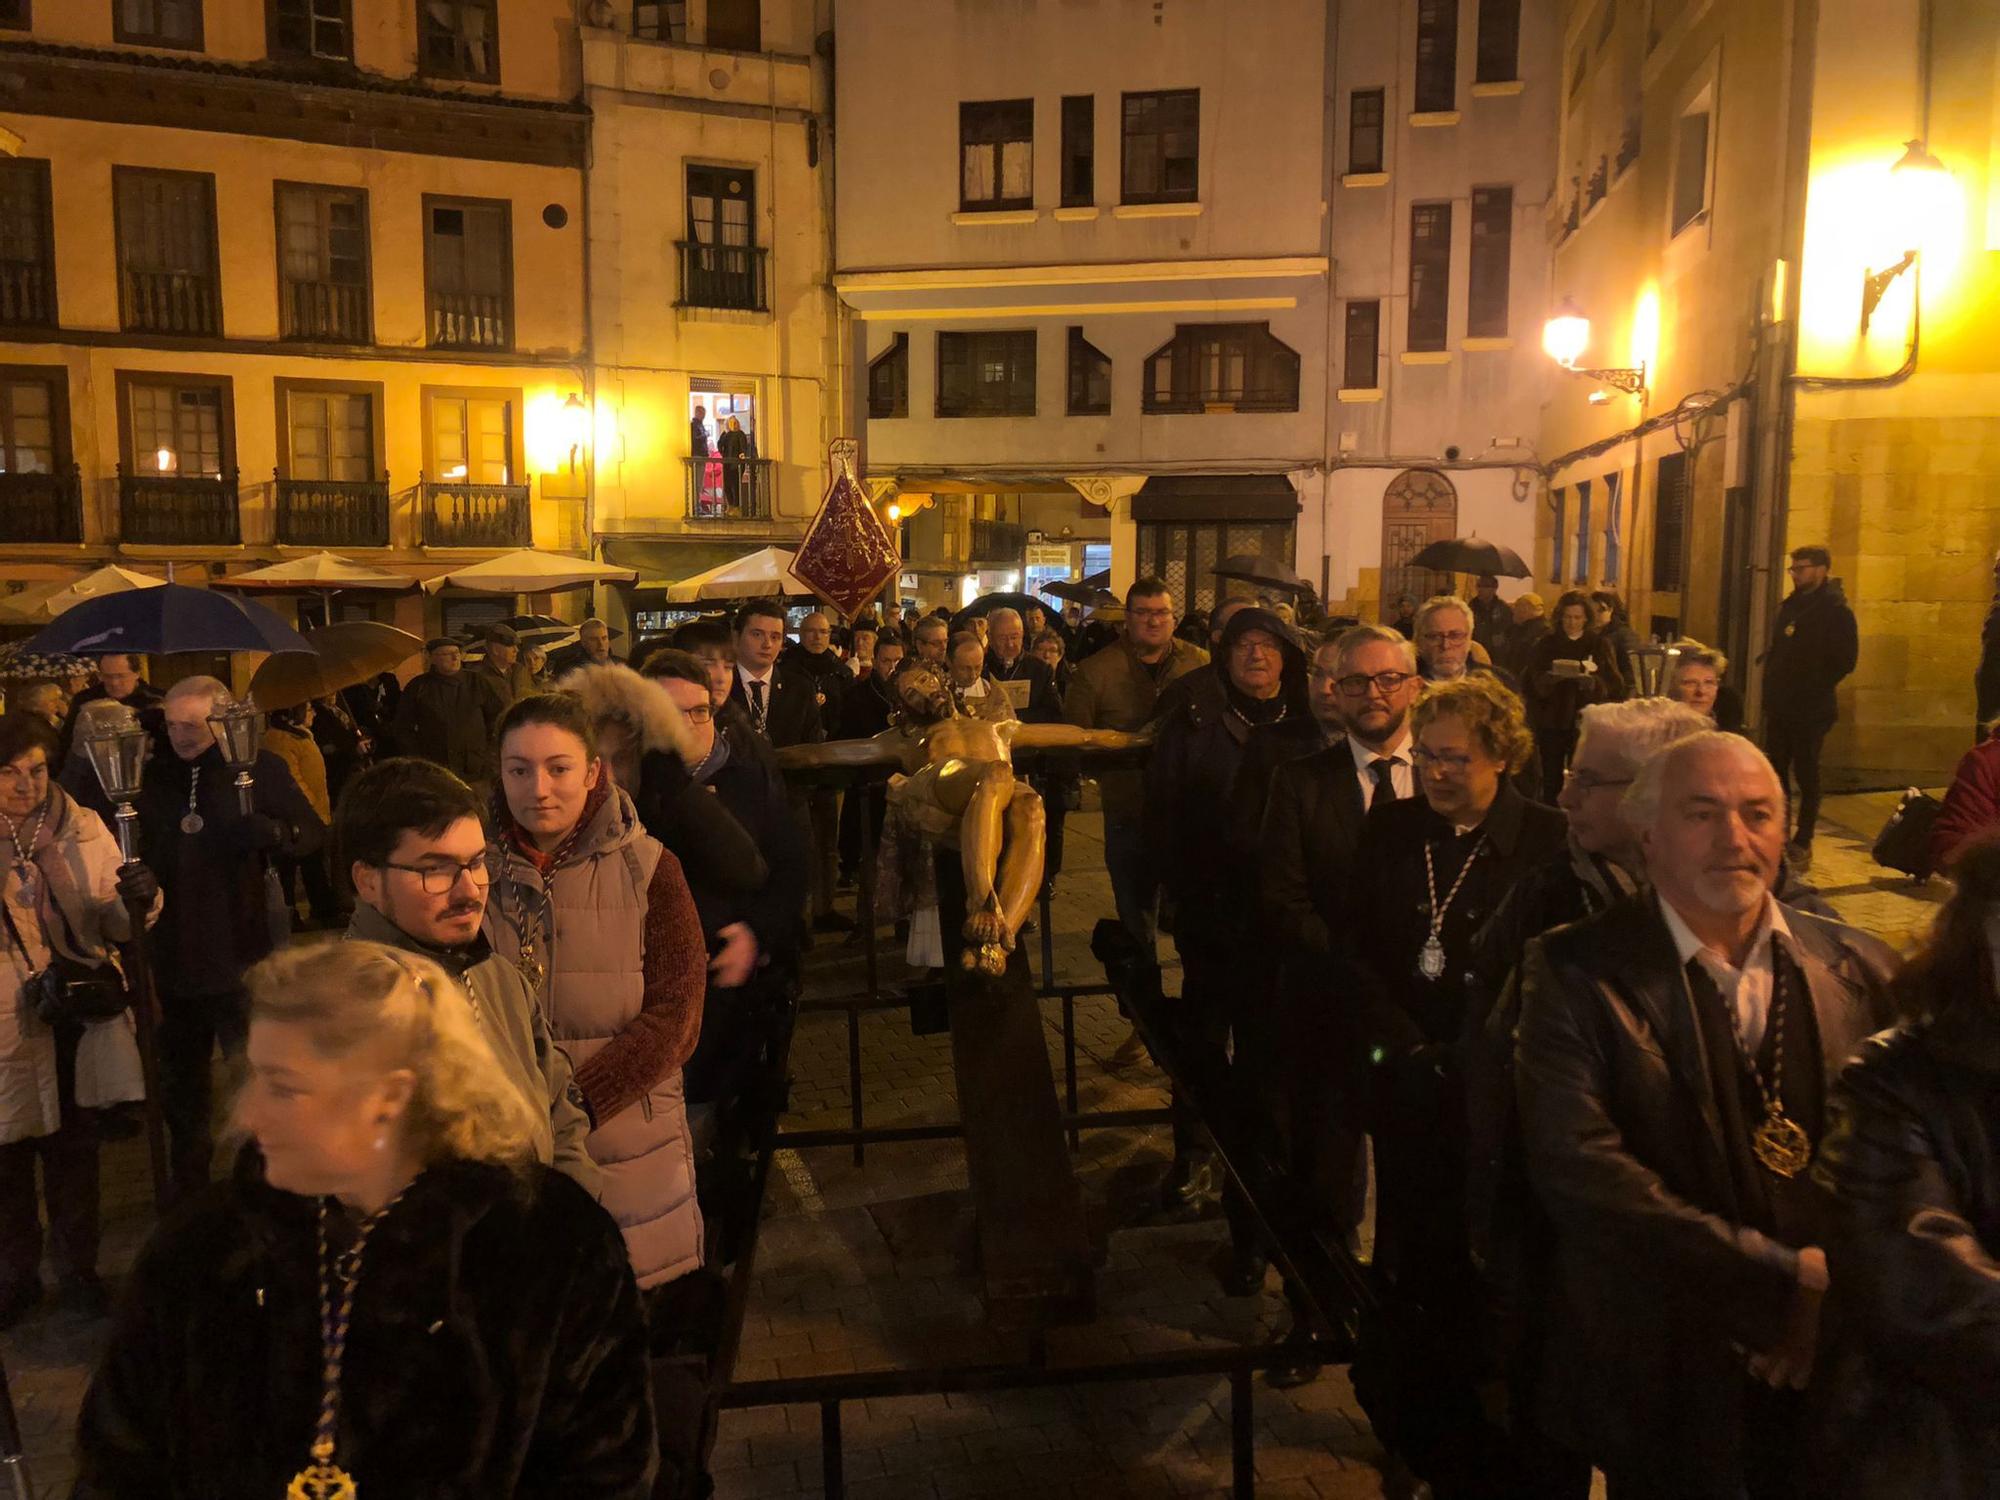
[
  {"xmin": 213, "ymin": 552, "xmax": 416, "ymax": 593},
  {"xmin": 665, "ymin": 546, "xmax": 811, "ymax": 603},
  {"xmin": 421, "ymin": 549, "xmax": 638, "ymax": 595},
  {"xmin": 0, "ymin": 565, "xmax": 167, "ymax": 622}
]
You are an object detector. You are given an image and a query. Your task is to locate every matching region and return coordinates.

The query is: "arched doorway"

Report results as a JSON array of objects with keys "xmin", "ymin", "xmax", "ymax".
[{"xmin": 1380, "ymin": 467, "xmax": 1458, "ymax": 614}]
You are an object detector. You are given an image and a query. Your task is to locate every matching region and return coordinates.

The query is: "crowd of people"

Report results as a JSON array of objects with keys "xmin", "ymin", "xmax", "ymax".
[{"xmin": 4, "ymin": 536, "xmax": 1996, "ymax": 1498}]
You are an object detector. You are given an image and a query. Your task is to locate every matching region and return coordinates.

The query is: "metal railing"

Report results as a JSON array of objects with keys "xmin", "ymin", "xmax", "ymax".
[
  {"xmin": 0, "ymin": 467, "xmax": 82, "ymax": 544},
  {"xmin": 280, "ymin": 277, "xmax": 370, "ymax": 343},
  {"xmin": 674, "ymin": 240, "xmax": 768, "ymax": 312},
  {"xmin": 276, "ymin": 476, "xmax": 390, "ymax": 548},
  {"xmin": 420, "ymin": 477, "xmax": 530, "ymax": 548},
  {"xmin": 0, "ymin": 258, "xmax": 54, "ymax": 327},
  {"xmin": 425, "ymin": 289, "xmax": 510, "ymax": 350},
  {"xmin": 118, "ymin": 469, "xmax": 240, "ymax": 545},
  {"xmin": 119, "ymin": 268, "xmax": 221, "ymax": 336},
  {"xmin": 969, "ymin": 518, "xmax": 1027, "ymax": 564},
  {"xmin": 683, "ymin": 454, "xmax": 772, "ymax": 520}
]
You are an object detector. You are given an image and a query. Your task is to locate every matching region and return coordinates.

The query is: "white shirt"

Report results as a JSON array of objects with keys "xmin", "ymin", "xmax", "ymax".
[
  {"xmin": 1346, "ymin": 731, "xmax": 1415, "ymax": 808},
  {"xmin": 1659, "ymin": 893, "xmax": 1793, "ymax": 1056}
]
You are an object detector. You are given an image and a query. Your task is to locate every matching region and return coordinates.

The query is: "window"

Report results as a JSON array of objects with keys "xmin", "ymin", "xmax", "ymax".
[
  {"xmin": 114, "ymin": 168, "xmax": 220, "ymax": 336},
  {"xmin": 682, "ymin": 165, "xmax": 764, "ymax": 311},
  {"xmin": 1652, "ymin": 452, "xmax": 1688, "ymax": 591},
  {"xmin": 1121, "ymin": 90, "xmax": 1199, "ymax": 204},
  {"xmin": 0, "ymin": 375, "xmax": 60, "ymax": 474},
  {"xmin": 127, "ymin": 379, "xmax": 226, "ymax": 477},
  {"xmin": 115, "ymin": 0, "xmax": 202, "ymax": 47},
  {"xmin": 631, "ymin": 0, "xmax": 685, "ymax": 40},
  {"xmin": 0, "ymin": 160, "xmax": 55, "ymax": 328},
  {"xmin": 960, "ymin": 100, "xmax": 1032, "ymax": 212},
  {"xmin": 1348, "ymin": 89, "xmax": 1385, "ymax": 174},
  {"xmin": 1066, "ymin": 327, "xmax": 1111, "ymax": 416},
  {"xmin": 1467, "ymin": 187, "xmax": 1512, "ymax": 338},
  {"xmin": 1670, "ymin": 98, "xmax": 1711, "ymax": 235},
  {"xmin": 1407, "ymin": 203, "xmax": 1451, "ymax": 353},
  {"xmin": 1414, "ymin": 0, "xmax": 1458, "ymax": 112},
  {"xmin": 428, "ymin": 392, "xmax": 513, "ymax": 484},
  {"xmin": 704, "ymin": 0, "xmax": 758, "ymax": 50},
  {"xmin": 1061, "ymin": 95, "xmax": 1094, "ymax": 208},
  {"xmin": 1342, "ymin": 301, "xmax": 1381, "ymax": 389},
  {"xmin": 418, "ymin": 0, "xmax": 498, "ymax": 83},
  {"xmin": 1143, "ymin": 323, "xmax": 1299, "ymax": 413},
  {"xmin": 276, "ymin": 184, "xmax": 370, "ymax": 343},
  {"xmin": 936, "ymin": 330, "xmax": 1036, "ymax": 418},
  {"xmin": 1572, "ymin": 479, "xmax": 1593, "ymax": 584},
  {"xmin": 1475, "ymin": 0, "xmax": 1520, "ymax": 82},
  {"xmin": 424, "ymin": 198, "xmax": 510, "ymax": 349},
  {"xmin": 268, "ymin": 0, "xmax": 351, "ymax": 61},
  {"xmin": 286, "ymin": 388, "xmax": 374, "ymax": 481},
  {"xmin": 0, "ymin": 2, "xmax": 29, "ymax": 30},
  {"xmin": 868, "ymin": 333, "xmax": 908, "ymax": 420},
  {"xmin": 1600, "ymin": 470, "xmax": 1622, "ymax": 584},
  {"xmin": 1551, "ymin": 486, "xmax": 1566, "ymax": 583}
]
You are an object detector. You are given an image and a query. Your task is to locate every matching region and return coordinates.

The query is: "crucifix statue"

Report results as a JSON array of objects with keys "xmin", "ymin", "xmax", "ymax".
[{"xmin": 777, "ymin": 662, "xmax": 1146, "ymax": 976}]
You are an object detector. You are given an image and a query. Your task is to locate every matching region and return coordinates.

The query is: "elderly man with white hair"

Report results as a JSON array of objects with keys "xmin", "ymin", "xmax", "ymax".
[
  {"xmin": 1514, "ymin": 731, "xmax": 1897, "ymax": 1500},
  {"xmin": 132, "ymin": 675, "xmax": 324, "ymax": 1197}
]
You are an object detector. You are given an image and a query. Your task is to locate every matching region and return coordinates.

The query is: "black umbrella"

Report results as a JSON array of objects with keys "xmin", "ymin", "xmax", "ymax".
[
  {"xmin": 950, "ymin": 592, "xmax": 1062, "ymax": 632},
  {"xmin": 1039, "ymin": 579, "xmax": 1117, "ymax": 609},
  {"xmin": 1408, "ymin": 536, "xmax": 1532, "ymax": 579},
  {"xmin": 1211, "ymin": 553, "xmax": 1314, "ymax": 599},
  {"xmin": 27, "ymin": 584, "xmax": 313, "ymax": 657}
]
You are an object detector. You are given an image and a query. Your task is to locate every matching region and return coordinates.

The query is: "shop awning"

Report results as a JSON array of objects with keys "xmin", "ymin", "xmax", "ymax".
[
  {"xmin": 600, "ymin": 536, "xmax": 804, "ymax": 590},
  {"xmin": 1131, "ymin": 475, "xmax": 1300, "ymax": 523}
]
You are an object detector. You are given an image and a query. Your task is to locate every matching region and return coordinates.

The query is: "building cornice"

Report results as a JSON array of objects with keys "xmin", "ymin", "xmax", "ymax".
[{"xmin": 833, "ymin": 256, "xmax": 1329, "ymax": 293}]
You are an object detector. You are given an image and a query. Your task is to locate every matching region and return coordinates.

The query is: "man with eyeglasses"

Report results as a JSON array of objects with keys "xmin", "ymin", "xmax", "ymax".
[
  {"xmin": 336, "ymin": 757, "xmax": 597, "ymax": 1192},
  {"xmin": 1414, "ymin": 594, "xmax": 1521, "ymax": 692}
]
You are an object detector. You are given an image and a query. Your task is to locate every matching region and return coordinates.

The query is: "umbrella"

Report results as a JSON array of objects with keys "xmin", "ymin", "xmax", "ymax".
[
  {"xmin": 1039, "ymin": 579, "xmax": 1117, "ymax": 609},
  {"xmin": 26, "ymin": 584, "xmax": 313, "ymax": 658},
  {"xmin": 1407, "ymin": 536, "xmax": 1532, "ymax": 579},
  {"xmin": 950, "ymin": 592, "xmax": 1062, "ymax": 632},
  {"xmin": 248, "ymin": 621, "xmax": 424, "ymax": 711},
  {"xmin": 0, "ymin": 565, "xmax": 167, "ymax": 623},
  {"xmin": 214, "ymin": 553, "xmax": 415, "ymax": 593},
  {"xmin": 422, "ymin": 549, "xmax": 638, "ymax": 595},
  {"xmin": 1211, "ymin": 553, "xmax": 1314, "ymax": 598},
  {"xmin": 0, "ymin": 642, "xmax": 94, "ymax": 681},
  {"xmin": 664, "ymin": 546, "xmax": 811, "ymax": 603}
]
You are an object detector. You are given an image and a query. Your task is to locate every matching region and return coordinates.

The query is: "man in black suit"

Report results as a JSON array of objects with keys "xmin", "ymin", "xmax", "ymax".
[
  {"xmin": 1516, "ymin": 732, "xmax": 1897, "ymax": 1500},
  {"xmin": 984, "ymin": 606, "xmax": 1068, "ymax": 899},
  {"xmin": 837, "ymin": 635, "xmax": 903, "ymax": 882},
  {"xmin": 1258, "ymin": 623, "xmax": 1422, "ymax": 1385},
  {"xmin": 729, "ymin": 598, "xmax": 823, "ymax": 749}
]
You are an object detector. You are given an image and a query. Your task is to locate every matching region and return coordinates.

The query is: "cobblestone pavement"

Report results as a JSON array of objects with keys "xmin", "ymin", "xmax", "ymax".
[{"xmin": 0, "ymin": 793, "xmax": 1945, "ymax": 1499}]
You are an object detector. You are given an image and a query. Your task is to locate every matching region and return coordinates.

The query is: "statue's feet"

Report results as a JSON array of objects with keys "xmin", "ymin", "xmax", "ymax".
[
  {"xmin": 963, "ymin": 907, "xmax": 1010, "ymax": 950},
  {"xmin": 958, "ymin": 941, "xmax": 1009, "ymax": 977}
]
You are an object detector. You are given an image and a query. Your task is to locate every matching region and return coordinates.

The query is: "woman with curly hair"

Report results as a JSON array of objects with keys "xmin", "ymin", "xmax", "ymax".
[
  {"xmin": 1346, "ymin": 673, "xmax": 1568, "ymax": 1495},
  {"xmin": 74, "ymin": 940, "xmax": 656, "ymax": 1498}
]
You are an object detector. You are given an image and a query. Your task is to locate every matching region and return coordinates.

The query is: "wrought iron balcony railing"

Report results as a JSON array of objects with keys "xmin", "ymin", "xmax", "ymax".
[
  {"xmin": 120, "ymin": 268, "xmax": 222, "ymax": 336},
  {"xmin": 684, "ymin": 455, "xmax": 773, "ymax": 521},
  {"xmin": 280, "ymin": 277, "xmax": 371, "ymax": 343},
  {"xmin": 420, "ymin": 478, "xmax": 531, "ymax": 548},
  {"xmin": 119, "ymin": 469, "xmax": 240, "ymax": 546},
  {"xmin": 675, "ymin": 241, "xmax": 768, "ymax": 313},
  {"xmin": 425, "ymin": 290, "xmax": 510, "ymax": 350},
  {"xmin": 970, "ymin": 518, "xmax": 1028, "ymax": 564},
  {"xmin": 0, "ymin": 467, "xmax": 82, "ymax": 543},
  {"xmin": 0, "ymin": 258, "xmax": 55, "ymax": 328},
  {"xmin": 276, "ymin": 477, "xmax": 390, "ymax": 548}
]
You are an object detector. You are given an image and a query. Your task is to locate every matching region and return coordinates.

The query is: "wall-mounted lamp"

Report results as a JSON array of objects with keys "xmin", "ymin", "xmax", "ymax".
[
  {"xmin": 1860, "ymin": 140, "xmax": 1950, "ymax": 334},
  {"xmin": 561, "ymin": 393, "xmax": 589, "ymax": 472},
  {"xmin": 1541, "ymin": 298, "xmax": 1648, "ymax": 396}
]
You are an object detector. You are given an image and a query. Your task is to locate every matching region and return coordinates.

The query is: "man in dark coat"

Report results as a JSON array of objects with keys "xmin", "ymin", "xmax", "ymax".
[
  {"xmin": 1146, "ymin": 607, "xmax": 1320, "ymax": 1243},
  {"xmin": 1469, "ymin": 574, "xmax": 1512, "ymax": 657},
  {"xmin": 58, "ymin": 653, "xmax": 163, "ymax": 768},
  {"xmin": 1516, "ymin": 732, "xmax": 1897, "ymax": 1499},
  {"xmin": 544, "ymin": 618, "xmax": 621, "ymax": 679},
  {"xmin": 780, "ymin": 610, "xmax": 848, "ymax": 925},
  {"xmin": 984, "ymin": 605, "xmax": 1067, "ymax": 896},
  {"xmin": 388, "ymin": 638, "xmax": 504, "ymax": 790},
  {"xmin": 139, "ymin": 676, "xmax": 324, "ymax": 1196},
  {"xmin": 1761, "ymin": 545, "xmax": 1859, "ymax": 866},
  {"xmin": 837, "ymin": 636, "xmax": 903, "ymax": 882},
  {"xmin": 728, "ymin": 599, "xmax": 822, "ymax": 749}
]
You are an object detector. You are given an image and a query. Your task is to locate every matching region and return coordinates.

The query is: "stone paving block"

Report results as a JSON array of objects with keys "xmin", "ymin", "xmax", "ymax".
[{"xmin": 710, "ymin": 1459, "xmax": 806, "ymax": 1500}]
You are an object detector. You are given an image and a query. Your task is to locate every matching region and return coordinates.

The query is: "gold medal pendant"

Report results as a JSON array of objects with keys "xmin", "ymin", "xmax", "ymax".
[
  {"xmin": 1752, "ymin": 1107, "xmax": 1812, "ymax": 1178},
  {"xmin": 288, "ymin": 1459, "xmax": 358, "ymax": 1500}
]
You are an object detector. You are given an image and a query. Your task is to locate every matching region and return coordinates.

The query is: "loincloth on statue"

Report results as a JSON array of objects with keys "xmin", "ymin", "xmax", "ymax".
[{"xmin": 884, "ymin": 761, "xmax": 967, "ymax": 844}]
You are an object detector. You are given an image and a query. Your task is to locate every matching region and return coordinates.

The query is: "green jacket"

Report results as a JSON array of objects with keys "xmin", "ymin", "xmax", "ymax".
[
  {"xmin": 1063, "ymin": 634, "xmax": 1207, "ymax": 820},
  {"xmin": 345, "ymin": 903, "xmax": 600, "ymax": 1198}
]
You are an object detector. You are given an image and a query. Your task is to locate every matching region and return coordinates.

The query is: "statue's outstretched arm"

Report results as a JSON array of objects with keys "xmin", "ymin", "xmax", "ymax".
[
  {"xmin": 776, "ymin": 731, "xmax": 904, "ymax": 769},
  {"xmin": 1010, "ymin": 723, "xmax": 1153, "ymax": 752}
]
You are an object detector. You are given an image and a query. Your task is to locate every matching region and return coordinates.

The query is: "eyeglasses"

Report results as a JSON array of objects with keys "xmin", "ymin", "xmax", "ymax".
[
  {"xmin": 681, "ymin": 702, "xmax": 714, "ymax": 723},
  {"xmin": 1127, "ymin": 607, "xmax": 1174, "ymax": 622},
  {"xmin": 1315, "ymin": 669, "xmax": 1416, "ymax": 697},
  {"xmin": 1230, "ymin": 638, "xmax": 1279, "ymax": 657},
  {"xmin": 1412, "ymin": 747, "xmax": 1478, "ymax": 774},
  {"xmin": 381, "ymin": 856, "xmax": 490, "ymax": 894},
  {"xmin": 1563, "ymin": 768, "xmax": 1634, "ymax": 794},
  {"xmin": 1420, "ymin": 630, "xmax": 1470, "ymax": 646}
]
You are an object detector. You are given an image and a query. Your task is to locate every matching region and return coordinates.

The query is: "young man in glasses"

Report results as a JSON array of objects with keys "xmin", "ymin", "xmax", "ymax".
[{"xmin": 336, "ymin": 757, "xmax": 597, "ymax": 1192}]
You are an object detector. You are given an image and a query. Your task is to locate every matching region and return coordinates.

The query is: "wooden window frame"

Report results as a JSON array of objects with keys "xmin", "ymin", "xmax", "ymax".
[
  {"xmin": 1348, "ymin": 89, "xmax": 1385, "ymax": 175},
  {"xmin": 113, "ymin": 369, "xmax": 235, "ymax": 476},
  {"xmin": 419, "ymin": 383, "xmax": 525, "ymax": 484},
  {"xmin": 703, "ymin": 0, "xmax": 759, "ymax": 52},
  {"xmin": 416, "ymin": 0, "xmax": 500, "ymax": 85},
  {"xmin": 1467, "ymin": 186, "xmax": 1512, "ymax": 339},
  {"xmin": 110, "ymin": 165, "xmax": 222, "ymax": 337},
  {"xmin": 1407, "ymin": 201, "xmax": 1452, "ymax": 353},
  {"xmin": 1342, "ymin": 301, "xmax": 1381, "ymax": 390},
  {"xmin": 959, "ymin": 99, "xmax": 1034, "ymax": 214},
  {"xmin": 935, "ymin": 330, "xmax": 1036, "ymax": 419},
  {"xmin": 0, "ymin": 1, "xmax": 29, "ymax": 31},
  {"xmin": 867, "ymin": 333, "xmax": 909, "ymax": 421},
  {"xmin": 266, "ymin": 0, "xmax": 355, "ymax": 63},
  {"xmin": 0, "ymin": 157, "xmax": 58, "ymax": 328},
  {"xmin": 1414, "ymin": 0, "xmax": 1458, "ymax": 113},
  {"xmin": 1066, "ymin": 326, "xmax": 1111, "ymax": 416},
  {"xmin": 1120, "ymin": 89, "xmax": 1200, "ymax": 206},
  {"xmin": 1141, "ymin": 323, "xmax": 1300, "ymax": 414},
  {"xmin": 0, "ymin": 363, "xmax": 72, "ymax": 471},
  {"xmin": 421, "ymin": 194, "xmax": 513, "ymax": 352},
  {"xmin": 272, "ymin": 376, "xmax": 386, "ymax": 480},
  {"xmin": 1475, "ymin": 0, "xmax": 1521, "ymax": 82},
  {"xmin": 273, "ymin": 180, "xmax": 374, "ymax": 344},
  {"xmin": 114, "ymin": 0, "xmax": 204, "ymax": 49},
  {"xmin": 1060, "ymin": 95, "xmax": 1094, "ymax": 208}
]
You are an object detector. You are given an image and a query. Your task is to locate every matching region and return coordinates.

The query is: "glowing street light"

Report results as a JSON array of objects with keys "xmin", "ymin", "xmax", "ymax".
[
  {"xmin": 1541, "ymin": 297, "xmax": 1647, "ymax": 397},
  {"xmin": 1861, "ymin": 139, "xmax": 1952, "ymax": 334}
]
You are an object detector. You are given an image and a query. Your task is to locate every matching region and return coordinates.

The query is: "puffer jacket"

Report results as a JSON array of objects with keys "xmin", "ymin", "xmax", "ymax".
[{"xmin": 485, "ymin": 776, "xmax": 708, "ymax": 1288}]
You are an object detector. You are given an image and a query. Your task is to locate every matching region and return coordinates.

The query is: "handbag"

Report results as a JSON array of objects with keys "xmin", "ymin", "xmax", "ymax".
[
  {"xmin": 1, "ymin": 891, "xmax": 130, "ymax": 1027},
  {"xmin": 1872, "ymin": 787, "xmax": 1941, "ymax": 879}
]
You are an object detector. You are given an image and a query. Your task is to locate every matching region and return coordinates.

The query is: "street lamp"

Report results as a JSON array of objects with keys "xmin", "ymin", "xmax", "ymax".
[
  {"xmin": 1541, "ymin": 298, "xmax": 1648, "ymax": 397},
  {"xmin": 80, "ymin": 705, "xmax": 152, "ymax": 862},
  {"xmin": 561, "ymin": 392, "xmax": 589, "ymax": 472},
  {"xmin": 1860, "ymin": 139, "xmax": 1951, "ymax": 334},
  {"xmin": 207, "ymin": 697, "xmax": 266, "ymax": 815}
]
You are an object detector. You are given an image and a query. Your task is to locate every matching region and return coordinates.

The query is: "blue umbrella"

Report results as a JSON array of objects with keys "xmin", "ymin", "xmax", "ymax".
[{"xmin": 26, "ymin": 583, "xmax": 313, "ymax": 657}]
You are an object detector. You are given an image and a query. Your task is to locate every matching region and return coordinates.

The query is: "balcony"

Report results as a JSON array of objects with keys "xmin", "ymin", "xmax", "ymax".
[
  {"xmin": 426, "ymin": 290, "xmax": 510, "ymax": 350},
  {"xmin": 280, "ymin": 277, "xmax": 371, "ymax": 344},
  {"xmin": 970, "ymin": 519, "xmax": 1028, "ymax": 564},
  {"xmin": 0, "ymin": 258, "xmax": 55, "ymax": 328},
  {"xmin": 119, "ymin": 469, "xmax": 240, "ymax": 546},
  {"xmin": 684, "ymin": 456, "xmax": 772, "ymax": 521},
  {"xmin": 120, "ymin": 269, "xmax": 221, "ymax": 336},
  {"xmin": 276, "ymin": 478, "xmax": 390, "ymax": 548},
  {"xmin": 421, "ymin": 479, "xmax": 531, "ymax": 548},
  {"xmin": 0, "ymin": 467, "xmax": 82, "ymax": 543},
  {"xmin": 675, "ymin": 242, "xmax": 768, "ymax": 313}
]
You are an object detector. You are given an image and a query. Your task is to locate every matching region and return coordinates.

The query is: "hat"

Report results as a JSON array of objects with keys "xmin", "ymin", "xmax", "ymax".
[
  {"xmin": 481, "ymin": 623, "xmax": 519, "ymax": 647},
  {"xmin": 425, "ymin": 636, "xmax": 458, "ymax": 653}
]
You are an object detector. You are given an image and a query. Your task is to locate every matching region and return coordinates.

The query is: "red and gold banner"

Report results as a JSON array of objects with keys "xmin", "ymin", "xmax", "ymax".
[{"xmin": 792, "ymin": 454, "xmax": 901, "ymax": 619}]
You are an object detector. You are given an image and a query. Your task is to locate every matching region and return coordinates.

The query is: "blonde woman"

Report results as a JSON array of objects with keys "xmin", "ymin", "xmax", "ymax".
[{"xmin": 74, "ymin": 941, "xmax": 655, "ymax": 1499}]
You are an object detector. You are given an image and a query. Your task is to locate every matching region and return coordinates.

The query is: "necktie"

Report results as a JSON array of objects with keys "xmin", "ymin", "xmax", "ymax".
[
  {"xmin": 749, "ymin": 679, "xmax": 768, "ymax": 735},
  {"xmin": 1369, "ymin": 757, "xmax": 1398, "ymax": 811}
]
